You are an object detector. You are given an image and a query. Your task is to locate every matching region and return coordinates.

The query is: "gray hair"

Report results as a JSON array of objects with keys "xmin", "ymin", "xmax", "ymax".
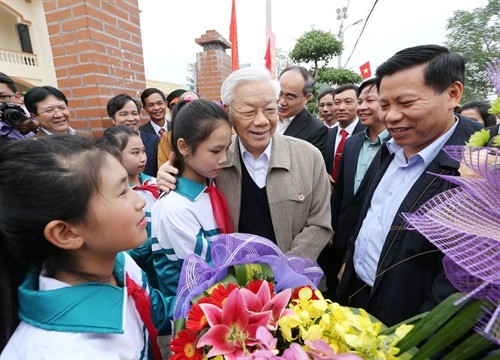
[{"xmin": 221, "ymin": 67, "xmax": 277, "ymax": 105}]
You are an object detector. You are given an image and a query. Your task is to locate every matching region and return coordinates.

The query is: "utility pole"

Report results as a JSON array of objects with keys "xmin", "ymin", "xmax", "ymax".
[{"xmin": 336, "ymin": 6, "xmax": 362, "ymax": 68}]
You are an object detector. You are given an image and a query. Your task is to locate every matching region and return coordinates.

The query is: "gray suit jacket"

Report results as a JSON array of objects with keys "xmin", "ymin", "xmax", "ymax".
[{"xmin": 215, "ymin": 133, "xmax": 333, "ymax": 261}]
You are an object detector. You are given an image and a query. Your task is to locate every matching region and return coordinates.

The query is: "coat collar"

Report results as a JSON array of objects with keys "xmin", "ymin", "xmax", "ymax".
[{"xmin": 225, "ymin": 133, "xmax": 291, "ymax": 172}]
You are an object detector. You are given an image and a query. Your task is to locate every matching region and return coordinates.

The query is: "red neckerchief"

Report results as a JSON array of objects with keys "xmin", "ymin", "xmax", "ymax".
[
  {"xmin": 125, "ymin": 273, "xmax": 162, "ymax": 360},
  {"xmin": 205, "ymin": 181, "xmax": 234, "ymax": 234}
]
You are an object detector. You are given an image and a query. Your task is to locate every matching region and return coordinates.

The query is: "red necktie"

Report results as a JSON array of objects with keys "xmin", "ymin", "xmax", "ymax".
[
  {"xmin": 132, "ymin": 180, "xmax": 160, "ymax": 199},
  {"xmin": 205, "ymin": 181, "xmax": 234, "ymax": 234},
  {"xmin": 158, "ymin": 128, "xmax": 166, "ymax": 137},
  {"xmin": 125, "ymin": 274, "xmax": 162, "ymax": 360},
  {"xmin": 332, "ymin": 129, "xmax": 348, "ymax": 180}
]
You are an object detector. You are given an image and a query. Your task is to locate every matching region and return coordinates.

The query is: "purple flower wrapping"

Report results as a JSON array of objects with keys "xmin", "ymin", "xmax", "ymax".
[
  {"xmin": 173, "ymin": 232, "xmax": 324, "ymax": 320},
  {"xmin": 403, "ymin": 145, "xmax": 499, "ymax": 345}
]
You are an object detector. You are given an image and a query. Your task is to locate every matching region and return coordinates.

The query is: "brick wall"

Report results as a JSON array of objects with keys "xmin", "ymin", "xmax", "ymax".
[
  {"xmin": 195, "ymin": 30, "xmax": 232, "ymax": 102},
  {"xmin": 42, "ymin": 0, "xmax": 145, "ymax": 134}
]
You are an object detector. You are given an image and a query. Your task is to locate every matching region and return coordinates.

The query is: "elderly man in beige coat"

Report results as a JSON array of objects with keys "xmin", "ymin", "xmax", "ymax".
[{"xmin": 157, "ymin": 67, "xmax": 332, "ymax": 261}]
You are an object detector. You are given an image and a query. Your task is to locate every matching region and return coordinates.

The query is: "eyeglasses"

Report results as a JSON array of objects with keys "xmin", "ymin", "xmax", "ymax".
[
  {"xmin": 228, "ymin": 104, "xmax": 278, "ymax": 121},
  {"xmin": 278, "ymin": 92, "xmax": 305, "ymax": 103},
  {"xmin": 0, "ymin": 94, "xmax": 15, "ymax": 102},
  {"xmin": 41, "ymin": 105, "xmax": 69, "ymax": 115}
]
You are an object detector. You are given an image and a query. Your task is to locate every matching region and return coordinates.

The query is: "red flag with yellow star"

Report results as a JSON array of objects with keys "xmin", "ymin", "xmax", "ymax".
[{"xmin": 359, "ymin": 61, "xmax": 371, "ymax": 79}]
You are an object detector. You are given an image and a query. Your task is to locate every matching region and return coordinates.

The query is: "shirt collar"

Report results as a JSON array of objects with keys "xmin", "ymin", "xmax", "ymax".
[
  {"xmin": 363, "ymin": 128, "xmax": 390, "ymax": 143},
  {"xmin": 40, "ymin": 126, "xmax": 76, "ymax": 136},
  {"xmin": 238, "ymin": 138, "xmax": 272, "ymax": 162},
  {"xmin": 17, "ymin": 253, "xmax": 128, "ymax": 333},
  {"xmin": 149, "ymin": 120, "xmax": 167, "ymax": 135},
  {"xmin": 386, "ymin": 115, "xmax": 459, "ymax": 167},
  {"xmin": 174, "ymin": 176, "xmax": 207, "ymax": 201},
  {"xmin": 339, "ymin": 118, "xmax": 360, "ymax": 134}
]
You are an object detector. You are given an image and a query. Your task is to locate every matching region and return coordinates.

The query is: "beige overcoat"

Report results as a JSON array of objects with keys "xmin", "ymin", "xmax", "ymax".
[{"xmin": 216, "ymin": 133, "xmax": 333, "ymax": 261}]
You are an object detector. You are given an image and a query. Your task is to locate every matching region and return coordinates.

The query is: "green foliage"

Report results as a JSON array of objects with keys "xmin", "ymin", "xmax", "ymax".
[
  {"xmin": 289, "ymin": 28, "xmax": 363, "ymax": 115},
  {"xmin": 445, "ymin": 0, "xmax": 500, "ymax": 103},
  {"xmin": 186, "ymin": 63, "xmax": 196, "ymax": 90},
  {"xmin": 317, "ymin": 68, "xmax": 363, "ymax": 87},
  {"xmin": 289, "ymin": 28, "xmax": 343, "ymax": 78},
  {"xmin": 395, "ymin": 293, "xmax": 496, "ymax": 359}
]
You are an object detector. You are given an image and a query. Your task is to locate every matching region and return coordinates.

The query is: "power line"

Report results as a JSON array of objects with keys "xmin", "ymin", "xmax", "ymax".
[{"xmin": 343, "ymin": 0, "xmax": 379, "ymax": 68}]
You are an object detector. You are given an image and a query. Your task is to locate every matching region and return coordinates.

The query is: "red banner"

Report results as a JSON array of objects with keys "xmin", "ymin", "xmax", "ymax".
[{"xmin": 264, "ymin": 29, "xmax": 276, "ymax": 79}]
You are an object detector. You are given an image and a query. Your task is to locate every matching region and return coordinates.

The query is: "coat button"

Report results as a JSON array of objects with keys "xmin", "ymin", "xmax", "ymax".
[{"xmin": 298, "ymin": 194, "xmax": 305, "ymax": 202}]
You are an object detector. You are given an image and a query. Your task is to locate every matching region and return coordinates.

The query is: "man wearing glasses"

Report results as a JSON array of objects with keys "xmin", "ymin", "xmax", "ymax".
[
  {"xmin": 0, "ymin": 72, "xmax": 38, "ymax": 147},
  {"xmin": 157, "ymin": 67, "xmax": 333, "ymax": 261},
  {"xmin": 277, "ymin": 66, "xmax": 328, "ymax": 159}
]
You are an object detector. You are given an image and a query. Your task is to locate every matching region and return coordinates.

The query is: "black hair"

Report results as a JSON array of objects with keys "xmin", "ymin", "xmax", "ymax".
[
  {"xmin": 0, "ymin": 135, "xmax": 107, "ymax": 350},
  {"xmin": 171, "ymin": 99, "xmax": 230, "ymax": 175},
  {"xmin": 358, "ymin": 78, "xmax": 378, "ymax": 95},
  {"xmin": 0, "ymin": 72, "xmax": 17, "ymax": 93},
  {"xmin": 140, "ymin": 88, "xmax": 165, "ymax": 106},
  {"xmin": 24, "ymin": 86, "xmax": 69, "ymax": 115},
  {"xmin": 317, "ymin": 88, "xmax": 336, "ymax": 102},
  {"xmin": 97, "ymin": 125, "xmax": 141, "ymax": 160},
  {"xmin": 375, "ymin": 44, "xmax": 465, "ymax": 94},
  {"xmin": 335, "ymin": 84, "xmax": 360, "ymax": 98},
  {"xmin": 459, "ymin": 100, "xmax": 497, "ymax": 127},
  {"xmin": 107, "ymin": 93, "xmax": 141, "ymax": 118},
  {"xmin": 280, "ymin": 65, "xmax": 316, "ymax": 95}
]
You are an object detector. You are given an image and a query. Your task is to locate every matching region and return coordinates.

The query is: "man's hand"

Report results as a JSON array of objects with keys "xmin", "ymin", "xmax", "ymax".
[
  {"xmin": 156, "ymin": 151, "xmax": 179, "ymax": 192},
  {"xmin": 337, "ymin": 262, "xmax": 346, "ymax": 283}
]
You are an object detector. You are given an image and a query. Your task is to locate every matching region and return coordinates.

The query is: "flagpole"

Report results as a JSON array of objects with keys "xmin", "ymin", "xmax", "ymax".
[{"xmin": 266, "ymin": 0, "xmax": 272, "ymax": 43}]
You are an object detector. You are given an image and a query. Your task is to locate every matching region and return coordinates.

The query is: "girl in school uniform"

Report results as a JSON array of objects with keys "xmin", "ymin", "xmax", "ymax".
[
  {"xmin": 152, "ymin": 99, "xmax": 233, "ymax": 297},
  {"xmin": 98, "ymin": 125, "xmax": 160, "ymax": 289},
  {"xmin": 0, "ymin": 135, "xmax": 174, "ymax": 359}
]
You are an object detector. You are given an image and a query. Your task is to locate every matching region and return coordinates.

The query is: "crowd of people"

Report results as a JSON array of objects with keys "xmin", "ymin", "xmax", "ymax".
[{"xmin": 0, "ymin": 43, "xmax": 498, "ymax": 358}]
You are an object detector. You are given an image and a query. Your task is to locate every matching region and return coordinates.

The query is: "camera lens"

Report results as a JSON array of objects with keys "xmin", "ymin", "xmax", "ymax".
[{"xmin": 1, "ymin": 103, "xmax": 27, "ymax": 126}]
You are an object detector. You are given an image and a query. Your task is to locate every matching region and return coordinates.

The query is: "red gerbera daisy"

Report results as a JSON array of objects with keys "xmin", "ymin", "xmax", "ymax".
[
  {"xmin": 186, "ymin": 302, "xmax": 208, "ymax": 332},
  {"xmin": 208, "ymin": 282, "xmax": 239, "ymax": 307},
  {"xmin": 170, "ymin": 329, "xmax": 203, "ymax": 360}
]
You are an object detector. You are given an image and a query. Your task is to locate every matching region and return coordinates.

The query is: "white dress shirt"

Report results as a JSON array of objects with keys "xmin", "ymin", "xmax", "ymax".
[
  {"xmin": 277, "ymin": 115, "xmax": 295, "ymax": 134},
  {"xmin": 238, "ymin": 140, "xmax": 272, "ymax": 188}
]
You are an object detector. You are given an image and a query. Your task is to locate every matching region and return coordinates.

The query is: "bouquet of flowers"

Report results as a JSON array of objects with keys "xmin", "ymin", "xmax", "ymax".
[{"xmin": 169, "ymin": 234, "xmax": 413, "ymax": 360}]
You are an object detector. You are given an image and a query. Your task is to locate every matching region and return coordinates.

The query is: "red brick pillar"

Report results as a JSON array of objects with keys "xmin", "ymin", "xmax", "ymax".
[
  {"xmin": 42, "ymin": 0, "xmax": 145, "ymax": 134},
  {"xmin": 195, "ymin": 30, "xmax": 232, "ymax": 102}
]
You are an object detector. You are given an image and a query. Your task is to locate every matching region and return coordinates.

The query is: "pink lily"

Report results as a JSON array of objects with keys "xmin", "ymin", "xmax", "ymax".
[
  {"xmin": 197, "ymin": 288, "xmax": 272, "ymax": 359},
  {"xmin": 240, "ymin": 281, "xmax": 293, "ymax": 330}
]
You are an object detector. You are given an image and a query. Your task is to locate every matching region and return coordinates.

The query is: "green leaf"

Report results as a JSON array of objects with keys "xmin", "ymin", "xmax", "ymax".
[
  {"xmin": 441, "ymin": 332, "xmax": 496, "ymax": 360},
  {"xmin": 397, "ymin": 293, "xmax": 466, "ymax": 354},
  {"xmin": 410, "ymin": 300, "xmax": 484, "ymax": 360},
  {"xmin": 173, "ymin": 317, "xmax": 186, "ymax": 335},
  {"xmin": 381, "ymin": 311, "xmax": 429, "ymax": 336},
  {"xmin": 482, "ymin": 350, "xmax": 500, "ymax": 359}
]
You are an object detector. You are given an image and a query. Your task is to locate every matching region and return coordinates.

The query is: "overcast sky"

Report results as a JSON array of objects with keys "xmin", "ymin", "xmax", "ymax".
[{"xmin": 138, "ymin": 0, "xmax": 488, "ymax": 87}]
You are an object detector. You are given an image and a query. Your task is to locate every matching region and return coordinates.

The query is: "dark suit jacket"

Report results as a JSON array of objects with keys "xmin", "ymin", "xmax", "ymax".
[
  {"xmin": 331, "ymin": 131, "xmax": 391, "ymax": 251},
  {"xmin": 324, "ymin": 121, "xmax": 365, "ymax": 174},
  {"xmin": 283, "ymin": 108, "xmax": 328, "ymax": 159},
  {"xmin": 336, "ymin": 116, "xmax": 483, "ymax": 326},
  {"xmin": 139, "ymin": 121, "xmax": 160, "ymax": 177},
  {"xmin": 318, "ymin": 130, "xmax": 387, "ymax": 299},
  {"xmin": 488, "ymin": 123, "xmax": 499, "ymax": 138}
]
